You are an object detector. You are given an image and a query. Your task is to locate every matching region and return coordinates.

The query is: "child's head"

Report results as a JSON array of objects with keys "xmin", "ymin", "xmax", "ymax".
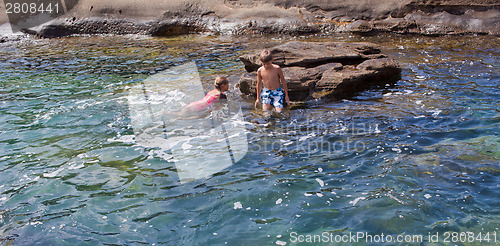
[
  {"xmin": 214, "ymin": 76, "xmax": 229, "ymax": 91},
  {"xmin": 259, "ymin": 49, "xmax": 273, "ymax": 65}
]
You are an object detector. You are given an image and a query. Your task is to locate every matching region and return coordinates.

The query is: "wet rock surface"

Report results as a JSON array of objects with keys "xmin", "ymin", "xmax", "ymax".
[{"xmin": 238, "ymin": 41, "xmax": 402, "ymax": 101}]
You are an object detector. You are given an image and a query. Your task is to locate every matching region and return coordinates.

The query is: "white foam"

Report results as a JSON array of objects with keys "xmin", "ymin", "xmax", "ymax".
[
  {"xmin": 388, "ymin": 194, "xmax": 406, "ymax": 204},
  {"xmin": 233, "ymin": 202, "xmax": 243, "ymax": 209},
  {"xmin": 181, "ymin": 142, "xmax": 193, "ymax": 153},
  {"xmin": 68, "ymin": 163, "xmax": 85, "ymax": 170},
  {"xmin": 298, "ymin": 133, "xmax": 316, "ymax": 142},
  {"xmin": 315, "ymin": 178, "xmax": 325, "ymax": 187},
  {"xmin": 107, "ymin": 135, "xmax": 136, "ymax": 144},
  {"xmin": 430, "ymin": 109, "xmax": 442, "ymax": 117},
  {"xmin": 415, "ymin": 75, "xmax": 426, "ymax": 80},
  {"xmin": 391, "ymin": 147, "xmax": 402, "ymax": 153},
  {"xmin": 43, "ymin": 168, "xmax": 64, "ymax": 178},
  {"xmin": 276, "ymin": 240, "xmax": 287, "ymax": 245},
  {"xmin": 349, "ymin": 197, "xmax": 366, "ymax": 206}
]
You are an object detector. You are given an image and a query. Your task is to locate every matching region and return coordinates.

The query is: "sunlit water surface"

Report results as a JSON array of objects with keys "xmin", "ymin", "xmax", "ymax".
[{"xmin": 0, "ymin": 34, "xmax": 499, "ymax": 245}]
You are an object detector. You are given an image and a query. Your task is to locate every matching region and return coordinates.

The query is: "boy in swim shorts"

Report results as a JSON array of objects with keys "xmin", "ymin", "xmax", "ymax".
[{"xmin": 254, "ymin": 49, "xmax": 290, "ymax": 113}]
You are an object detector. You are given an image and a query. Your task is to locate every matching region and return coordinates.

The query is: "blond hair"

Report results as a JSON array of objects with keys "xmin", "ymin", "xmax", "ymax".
[
  {"xmin": 214, "ymin": 76, "xmax": 229, "ymax": 90},
  {"xmin": 259, "ymin": 49, "xmax": 273, "ymax": 63}
]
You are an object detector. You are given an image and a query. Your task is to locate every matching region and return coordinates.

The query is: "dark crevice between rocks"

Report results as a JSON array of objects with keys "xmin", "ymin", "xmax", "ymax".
[
  {"xmin": 149, "ymin": 22, "xmax": 202, "ymax": 37},
  {"xmin": 22, "ymin": 25, "xmax": 78, "ymax": 38},
  {"xmin": 287, "ymin": 57, "xmax": 369, "ymax": 68},
  {"xmin": 325, "ymin": 73, "xmax": 402, "ymax": 100}
]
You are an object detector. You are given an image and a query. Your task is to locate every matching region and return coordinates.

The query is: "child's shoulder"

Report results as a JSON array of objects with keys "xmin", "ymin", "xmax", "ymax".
[
  {"xmin": 208, "ymin": 89, "xmax": 220, "ymax": 95},
  {"xmin": 272, "ymin": 64, "xmax": 282, "ymax": 70}
]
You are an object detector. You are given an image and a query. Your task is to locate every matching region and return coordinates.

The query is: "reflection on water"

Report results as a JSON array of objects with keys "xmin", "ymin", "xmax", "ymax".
[{"xmin": 0, "ymin": 34, "xmax": 499, "ymax": 245}]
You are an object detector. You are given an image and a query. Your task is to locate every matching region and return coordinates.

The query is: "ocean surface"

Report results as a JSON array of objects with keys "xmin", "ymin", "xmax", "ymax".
[{"xmin": 0, "ymin": 33, "xmax": 499, "ymax": 245}]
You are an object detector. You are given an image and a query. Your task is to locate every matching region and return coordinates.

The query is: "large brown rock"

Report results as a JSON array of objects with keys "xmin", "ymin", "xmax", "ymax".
[
  {"xmin": 238, "ymin": 42, "xmax": 401, "ymax": 101},
  {"xmin": 239, "ymin": 41, "xmax": 381, "ymax": 72},
  {"xmin": 239, "ymin": 64, "xmax": 342, "ymax": 101},
  {"xmin": 315, "ymin": 58, "xmax": 401, "ymax": 96}
]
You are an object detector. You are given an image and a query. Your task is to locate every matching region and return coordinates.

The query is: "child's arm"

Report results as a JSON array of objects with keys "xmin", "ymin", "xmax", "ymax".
[
  {"xmin": 255, "ymin": 69, "xmax": 262, "ymax": 108},
  {"xmin": 278, "ymin": 67, "xmax": 290, "ymax": 105}
]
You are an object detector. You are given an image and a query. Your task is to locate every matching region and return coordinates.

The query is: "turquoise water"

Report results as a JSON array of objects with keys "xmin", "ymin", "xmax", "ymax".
[{"xmin": 0, "ymin": 34, "xmax": 499, "ymax": 245}]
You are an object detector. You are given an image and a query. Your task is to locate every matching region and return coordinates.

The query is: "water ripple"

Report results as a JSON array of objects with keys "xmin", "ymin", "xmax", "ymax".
[{"xmin": 1, "ymin": 34, "xmax": 499, "ymax": 245}]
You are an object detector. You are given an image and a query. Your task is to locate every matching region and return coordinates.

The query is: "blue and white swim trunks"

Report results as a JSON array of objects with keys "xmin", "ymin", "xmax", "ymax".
[{"xmin": 261, "ymin": 87, "xmax": 284, "ymax": 108}]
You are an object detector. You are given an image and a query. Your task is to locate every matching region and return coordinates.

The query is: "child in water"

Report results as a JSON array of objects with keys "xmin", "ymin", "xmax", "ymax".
[
  {"xmin": 254, "ymin": 49, "xmax": 290, "ymax": 113},
  {"xmin": 177, "ymin": 75, "xmax": 229, "ymax": 116}
]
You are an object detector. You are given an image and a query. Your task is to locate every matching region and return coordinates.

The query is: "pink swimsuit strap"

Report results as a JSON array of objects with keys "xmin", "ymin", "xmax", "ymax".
[
  {"xmin": 203, "ymin": 93, "xmax": 219, "ymax": 105},
  {"xmin": 187, "ymin": 92, "xmax": 220, "ymax": 112}
]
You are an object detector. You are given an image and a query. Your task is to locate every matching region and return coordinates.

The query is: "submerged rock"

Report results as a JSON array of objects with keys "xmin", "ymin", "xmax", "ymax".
[{"xmin": 238, "ymin": 41, "xmax": 401, "ymax": 101}]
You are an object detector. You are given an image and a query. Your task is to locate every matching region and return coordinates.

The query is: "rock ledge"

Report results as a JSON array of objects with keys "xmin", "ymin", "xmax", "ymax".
[{"xmin": 238, "ymin": 41, "xmax": 402, "ymax": 101}]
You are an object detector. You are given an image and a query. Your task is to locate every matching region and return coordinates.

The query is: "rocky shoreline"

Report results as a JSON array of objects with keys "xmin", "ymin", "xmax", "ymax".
[{"xmin": 0, "ymin": 0, "xmax": 498, "ymax": 38}]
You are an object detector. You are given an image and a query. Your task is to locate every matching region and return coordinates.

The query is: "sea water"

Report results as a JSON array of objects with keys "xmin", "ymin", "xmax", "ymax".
[{"xmin": 0, "ymin": 34, "xmax": 498, "ymax": 245}]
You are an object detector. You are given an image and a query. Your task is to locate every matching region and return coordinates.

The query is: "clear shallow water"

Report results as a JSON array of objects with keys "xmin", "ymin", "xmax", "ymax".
[{"xmin": 0, "ymin": 34, "xmax": 499, "ymax": 245}]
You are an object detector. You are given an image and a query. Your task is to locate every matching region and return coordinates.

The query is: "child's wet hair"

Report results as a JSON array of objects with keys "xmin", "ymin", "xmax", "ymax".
[
  {"xmin": 260, "ymin": 49, "xmax": 273, "ymax": 63},
  {"xmin": 214, "ymin": 76, "xmax": 229, "ymax": 90}
]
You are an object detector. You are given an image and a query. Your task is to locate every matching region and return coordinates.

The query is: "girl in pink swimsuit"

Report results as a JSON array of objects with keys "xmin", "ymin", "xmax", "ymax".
[{"xmin": 185, "ymin": 76, "xmax": 229, "ymax": 113}]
